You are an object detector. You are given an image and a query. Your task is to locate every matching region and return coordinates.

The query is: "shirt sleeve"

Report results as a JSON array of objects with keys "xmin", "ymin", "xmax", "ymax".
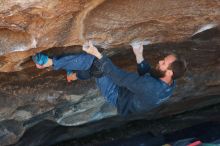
[{"xmin": 137, "ymin": 60, "xmax": 151, "ymax": 76}]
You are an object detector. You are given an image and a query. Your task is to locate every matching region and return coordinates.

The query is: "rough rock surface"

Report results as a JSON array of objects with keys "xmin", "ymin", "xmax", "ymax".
[
  {"xmin": 0, "ymin": 0, "xmax": 220, "ymax": 72},
  {"xmin": 0, "ymin": 0, "xmax": 219, "ymax": 146}
]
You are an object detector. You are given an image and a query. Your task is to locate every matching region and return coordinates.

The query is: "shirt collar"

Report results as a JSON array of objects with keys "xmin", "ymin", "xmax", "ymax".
[{"xmin": 160, "ymin": 79, "xmax": 176, "ymax": 89}]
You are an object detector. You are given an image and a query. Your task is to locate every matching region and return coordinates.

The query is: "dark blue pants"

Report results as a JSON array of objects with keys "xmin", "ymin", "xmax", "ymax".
[
  {"xmin": 96, "ymin": 76, "xmax": 119, "ymax": 106},
  {"xmin": 53, "ymin": 53, "xmax": 119, "ymax": 106}
]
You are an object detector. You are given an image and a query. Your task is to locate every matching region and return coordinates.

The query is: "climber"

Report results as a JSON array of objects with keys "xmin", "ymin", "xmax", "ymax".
[{"xmin": 32, "ymin": 41, "xmax": 187, "ymax": 116}]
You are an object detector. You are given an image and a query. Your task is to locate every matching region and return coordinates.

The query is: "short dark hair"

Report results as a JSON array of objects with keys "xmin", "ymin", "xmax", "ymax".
[{"xmin": 169, "ymin": 54, "xmax": 187, "ymax": 80}]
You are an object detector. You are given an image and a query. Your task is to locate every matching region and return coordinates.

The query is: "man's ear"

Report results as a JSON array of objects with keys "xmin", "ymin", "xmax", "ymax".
[{"xmin": 166, "ymin": 69, "xmax": 173, "ymax": 77}]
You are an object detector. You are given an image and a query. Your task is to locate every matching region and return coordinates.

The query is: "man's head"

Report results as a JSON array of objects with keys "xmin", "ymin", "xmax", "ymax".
[{"xmin": 150, "ymin": 54, "xmax": 187, "ymax": 80}]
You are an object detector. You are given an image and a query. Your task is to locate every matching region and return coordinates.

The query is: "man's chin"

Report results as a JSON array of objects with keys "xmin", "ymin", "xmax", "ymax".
[{"xmin": 150, "ymin": 68, "xmax": 165, "ymax": 79}]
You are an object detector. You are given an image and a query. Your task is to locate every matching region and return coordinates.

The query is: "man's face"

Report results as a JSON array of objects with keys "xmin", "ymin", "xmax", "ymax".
[{"xmin": 150, "ymin": 54, "xmax": 176, "ymax": 78}]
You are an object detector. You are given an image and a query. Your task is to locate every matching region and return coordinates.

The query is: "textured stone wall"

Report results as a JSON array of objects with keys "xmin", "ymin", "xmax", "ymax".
[{"xmin": 0, "ymin": 0, "xmax": 219, "ymax": 72}]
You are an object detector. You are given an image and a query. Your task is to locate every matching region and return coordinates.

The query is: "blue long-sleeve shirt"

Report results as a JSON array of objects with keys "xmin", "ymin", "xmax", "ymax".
[
  {"xmin": 99, "ymin": 55, "xmax": 175, "ymax": 116},
  {"xmin": 137, "ymin": 60, "xmax": 151, "ymax": 76}
]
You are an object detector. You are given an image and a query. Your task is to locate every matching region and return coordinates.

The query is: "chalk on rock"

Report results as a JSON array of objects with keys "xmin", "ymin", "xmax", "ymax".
[
  {"xmin": 82, "ymin": 41, "xmax": 89, "ymax": 50},
  {"xmin": 193, "ymin": 23, "xmax": 218, "ymax": 35},
  {"xmin": 130, "ymin": 39, "xmax": 151, "ymax": 48}
]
